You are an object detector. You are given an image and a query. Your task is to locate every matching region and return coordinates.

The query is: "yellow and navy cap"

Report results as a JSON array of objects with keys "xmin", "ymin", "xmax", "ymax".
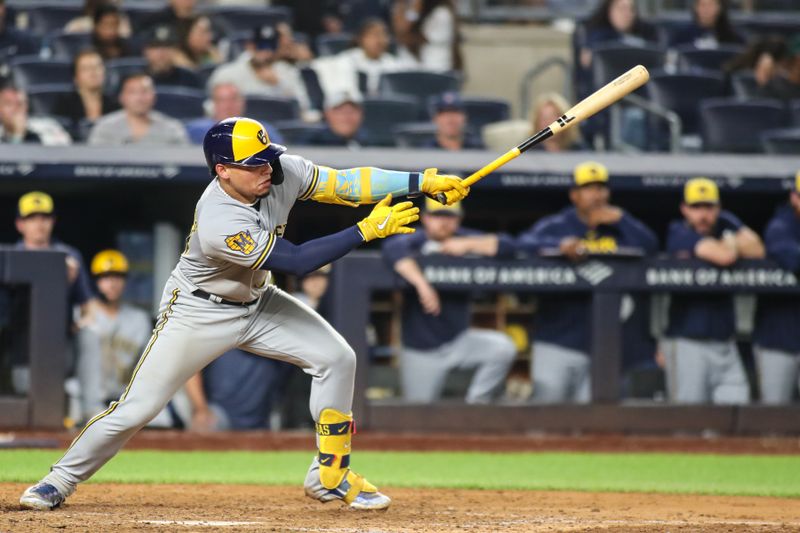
[
  {"xmin": 795, "ymin": 170, "xmax": 799, "ymax": 193},
  {"xmin": 424, "ymin": 197, "xmax": 463, "ymax": 216},
  {"xmin": 684, "ymin": 177, "xmax": 719, "ymax": 205},
  {"xmin": 18, "ymin": 191, "xmax": 54, "ymax": 218},
  {"xmin": 573, "ymin": 161, "xmax": 609, "ymax": 187},
  {"xmin": 91, "ymin": 249, "xmax": 129, "ymax": 277},
  {"xmin": 202, "ymin": 117, "xmax": 287, "ymax": 179}
]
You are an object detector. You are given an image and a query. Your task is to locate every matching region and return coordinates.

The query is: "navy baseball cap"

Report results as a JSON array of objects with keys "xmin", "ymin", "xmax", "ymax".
[
  {"xmin": 432, "ymin": 92, "xmax": 465, "ymax": 114},
  {"xmin": 145, "ymin": 25, "xmax": 178, "ymax": 48},
  {"xmin": 253, "ymin": 25, "xmax": 278, "ymax": 51}
]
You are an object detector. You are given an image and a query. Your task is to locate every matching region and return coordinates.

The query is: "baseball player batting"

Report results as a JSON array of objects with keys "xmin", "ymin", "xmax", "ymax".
[{"xmin": 20, "ymin": 117, "xmax": 469, "ymax": 511}]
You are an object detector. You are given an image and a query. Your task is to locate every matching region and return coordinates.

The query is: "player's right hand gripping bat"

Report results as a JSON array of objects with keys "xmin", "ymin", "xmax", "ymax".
[{"xmin": 436, "ymin": 65, "xmax": 650, "ymax": 204}]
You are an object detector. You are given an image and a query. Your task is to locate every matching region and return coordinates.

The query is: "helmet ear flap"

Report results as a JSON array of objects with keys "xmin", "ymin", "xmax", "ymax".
[{"xmin": 271, "ymin": 158, "xmax": 285, "ymax": 185}]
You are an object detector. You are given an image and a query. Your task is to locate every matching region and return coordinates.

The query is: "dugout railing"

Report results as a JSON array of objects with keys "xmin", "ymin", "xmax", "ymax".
[{"xmin": 328, "ymin": 253, "xmax": 800, "ymax": 435}]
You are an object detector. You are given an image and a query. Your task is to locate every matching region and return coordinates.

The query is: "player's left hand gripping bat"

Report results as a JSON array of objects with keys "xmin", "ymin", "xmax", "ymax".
[{"xmin": 436, "ymin": 65, "xmax": 650, "ymax": 204}]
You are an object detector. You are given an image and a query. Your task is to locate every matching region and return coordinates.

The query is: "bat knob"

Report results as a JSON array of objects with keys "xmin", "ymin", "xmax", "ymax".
[{"xmin": 435, "ymin": 192, "xmax": 447, "ymax": 205}]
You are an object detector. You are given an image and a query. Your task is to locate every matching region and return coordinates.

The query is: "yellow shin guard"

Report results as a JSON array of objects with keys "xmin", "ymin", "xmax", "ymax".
[{"xmin": 316, "ymin": 408, "xmax": 377, "ymax": 498}]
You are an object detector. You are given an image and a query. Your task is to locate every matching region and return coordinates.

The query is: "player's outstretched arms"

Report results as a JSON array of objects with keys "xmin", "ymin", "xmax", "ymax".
[{"xmin": 262, "ymin": 194, "xmax": 419, "ymax": 276}]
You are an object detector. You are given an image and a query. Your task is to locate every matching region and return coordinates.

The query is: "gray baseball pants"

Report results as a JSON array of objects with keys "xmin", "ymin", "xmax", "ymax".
[
  {"xmin": 44, "ymin": 271, "xmax": 355, "ymax": 494},
  {"xmin": 400, "ymin": 329, "xmax": 516, "ymax": 404},
  {"xmin": 754, "ymin": 345, "xmax": 800, "ymax": 405},
  {"xmin": 530, "ymin": 342, "xmax": 591, "ymax": 403},
  {"xmin": 663, "ymin": 337, "xmax": 750, "ymax": 404}
]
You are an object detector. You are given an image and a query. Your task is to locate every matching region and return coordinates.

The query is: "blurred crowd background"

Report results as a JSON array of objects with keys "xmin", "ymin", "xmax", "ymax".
[{"xmin": 0, "ymin": 0, "xmax": 799, "ymax": 433}]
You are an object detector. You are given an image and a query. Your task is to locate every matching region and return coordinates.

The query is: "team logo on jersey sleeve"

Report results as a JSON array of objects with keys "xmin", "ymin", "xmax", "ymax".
[{"xmin": 225, "ymin": 230, "xmax": 256, "ymax": 255}]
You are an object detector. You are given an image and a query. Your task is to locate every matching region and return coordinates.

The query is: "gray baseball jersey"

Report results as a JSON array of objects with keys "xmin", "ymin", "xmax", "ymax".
[{"xmin": 179, "ymin": 154, "xmax": 318, "ymax": 302}]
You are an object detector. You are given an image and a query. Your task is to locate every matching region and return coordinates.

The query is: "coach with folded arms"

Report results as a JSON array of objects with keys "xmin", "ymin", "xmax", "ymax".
[
  {"xmin": 663, "ymin": 178, "xmax": 764, "ymax": 404},
  {"xmin": 516, "ymin": 162, "xmax": 658, "ymax": 403}
]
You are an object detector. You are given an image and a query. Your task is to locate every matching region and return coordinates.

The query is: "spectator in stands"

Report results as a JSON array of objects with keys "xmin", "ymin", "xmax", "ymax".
[
  {"xmin": 173, "ymin": 15, "xmax": 223, "ymax": 70},
  {"xmin": 392, "ymin": 0, "xmax": 463, "ymax": 72},
  {"xmin": 275, "ymin": 0, "xmax": 391, "ymax": 38},
  {"xmin": 91, "ymin": 4, "xmax": 133, "ymax": 60},
  {"xmin": 0, "ymin": 85, "xmax": 71, "ymax": 145},
  {"xmin": 185, "ymin": 82, "xmax": 283, "ymax": 145},
  {"xmin": 275, "ymin": 22, "xmax": 314, "ymax": 66},
  {"xmin": 65, "ymin": 0, "xmax": 132, "ymax": 38},
  {"xmin": 87, "ymin": 72, "xmax": 189, "ymax": 145},
  {"xmin": 663, "ymin": 177, "xmax": 764, "ymax": 404},
  {"xmin": 53, "ymin": 49, "xmax": 119, "ymax": 140},
  {"xmin": 425, "ymin": 92, "xmax": 483, "ymax": 151},
  {"xmin": 0, "ymin": 0, "xmax": 40, "ymax": 56},
  {"xmin": 579, "ymin": 0, "xmax": 657, "ymax": 95},
  {"xmin": 516, "ymin": 162, "xmax": 658, "ymax": 403},
  {"xmin": 207, "ymin": 25, "xmax": 314, "ymax": 117},
  {"xmin": 11, "ymin": 192, "xmax": 95, "ymax": 401},
  {"xmin": 755, "ymin": 35, "xmax": 800, "ymax": 101},
  {"xmin": 336, "ymin": 18, "xmax": 411, "ymax": 95},
  {"xmin": 309, "ymin": 91, "xmax": 367, "ymax": 147},
  {"xmin": 670, "ymin": 0, "xmax": 744, "ymax": 48},
  {"xmin": 76, "ymin": 250, "xmax": 152, "ymax": 422},
  {"xmin": 382, "ymin": 198, "xmax": 517, "ymax": 404},
  {"xmin": 752, "ymin": 173, "xmax": 800, "ymax": 404},
  {"xmin": 143, "ymin": 0, "xmax": 198, "ymax": 36},
  {"xmin": 530, "ymin": 93, "xmax": 585, "ymax": 153},
  {"xmin": 143, "ymin": 25, "xmax": 202, "ymax": 89}
]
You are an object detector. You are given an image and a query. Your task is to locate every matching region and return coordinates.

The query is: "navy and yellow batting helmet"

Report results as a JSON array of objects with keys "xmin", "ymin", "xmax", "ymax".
[
  {"xmin": 202, "ymin": 117, "xmax": 287, "ymax": 183},
  {"xmin": 91, "ymin": 249, "xmax": 129, "ymax": 277}
]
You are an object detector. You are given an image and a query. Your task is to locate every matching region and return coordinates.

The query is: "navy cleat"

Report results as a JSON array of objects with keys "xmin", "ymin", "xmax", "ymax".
[{"xmin": 19, "ymin": 482, "xmax": 69, "ymax": 511}]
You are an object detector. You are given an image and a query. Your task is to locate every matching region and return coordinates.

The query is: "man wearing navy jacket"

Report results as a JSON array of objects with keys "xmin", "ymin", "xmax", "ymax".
[
  {"xmin": 517, "ymin": 162, "xmax": 658, "ymax": 403},
  {"xmin": 753, "ymin": 173, "xmax": 800, "ymax": 404},
  {"xmin": 664, "ymin": 177, "xmax": 764, "ymax": 404},
  {"xmin": 382, "ymin": 199, "xmax": 517, "ymax": 404}
]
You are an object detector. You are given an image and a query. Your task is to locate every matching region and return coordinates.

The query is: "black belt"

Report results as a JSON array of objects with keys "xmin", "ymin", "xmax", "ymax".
[{"xmin": 192, "ymin": 289, "xmax": 258, "ymax": 307}]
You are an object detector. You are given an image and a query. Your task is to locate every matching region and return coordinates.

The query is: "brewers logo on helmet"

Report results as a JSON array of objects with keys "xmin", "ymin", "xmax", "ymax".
[
  {"xmin": 202, "ymin": 117, "xmax": 287, "ymax": 183},
  {"xmin": 91, "ymin": 249, "xmax": 129, "ymax": 277}
]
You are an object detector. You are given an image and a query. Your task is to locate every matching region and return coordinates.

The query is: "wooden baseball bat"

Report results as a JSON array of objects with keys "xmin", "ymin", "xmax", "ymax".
[{"xmin": 437, "ymin": 65, "xmax": 650, "ymax": 203}]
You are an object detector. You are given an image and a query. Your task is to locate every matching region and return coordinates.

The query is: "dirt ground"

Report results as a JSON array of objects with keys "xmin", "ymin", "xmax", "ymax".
[{"xmin": 2, "ymin": 483, "xmax": 800, "ymax": 533}]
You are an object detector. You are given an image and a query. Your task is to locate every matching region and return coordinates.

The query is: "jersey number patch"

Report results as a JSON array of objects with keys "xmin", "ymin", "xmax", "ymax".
[{"xmin": 225, "ymin": 230, "xmax": 256, "ymax": 255}]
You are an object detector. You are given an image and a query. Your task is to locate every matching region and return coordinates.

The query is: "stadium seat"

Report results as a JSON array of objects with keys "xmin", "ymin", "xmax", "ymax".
[
  {"xmin": 246, "ymin": 96, "xmax": 300, "ymax": 122},
  {"xmin": 393, "ymin": 122, "xmax": 438, "ymax": 148},
  {"xmin": 362, "ymin": 96, "xmax": 420, "ymax": 147},
  {"xmin": 47, "ymin": 32, "xmax": 92, "ymax": 60},
  {"xmin": 647, "ymin": 72, "xmax": 727, "ymax": 135},
  {"xmin": 316, "ymin": 33, "xmax": 354, "ymax": 56},
  {"xmin": 11, "ymin": 56, "xmax": 72, "ymax": 88},
  {"xmin": 791, "ymin": 100, "xmax": 800, "ymax": 126},
  {"xmin": 731, "ymin": 71, "xmax": 759, "ymax": 99},
  {"xmin": 379, "ymin": 70, "xmax": 462, "ymax": 107},
  {"xmin": 154, "ymin": 87, "xmax": 206, "ymax": 120},
  {"xmin": 676, "ymin": 45, "xmax": 744, "ymax": 73},
  {"xmin": 26, "ymin": 83, "xmax": 74, "ymax": 116},
  {"xmin": 700, "ymin": 98, "xmax": 788, "ymax": 153},
  {"xmin": 0, "ymin": 32, "xmax": 42, "ymax": 59},
  {"xmin": 201, "ymin": 6, "xmax": 292, "ymax": 35},
  {"xmin": 122, "ymin": 3, "xmax": 163, "ymax": 31},
  {"xmin": 271, "ymin": 120, "xmax": 326, "ymax": 145},
  {"xmin": 24, "ymin": 5, "xmax": 83, "ymax": 35},
  {"xmin": 299, "ymin": 67, "xmax": 325, "ymax": 112},
  {"xmin": 761, "ymin": 128, "xmax": 800, "ymax": 155},
  {"xmin": 591, "ymin": 44, "xmax": 666, "ymax": 90},
  {"xmin": 460, "ymin": 97, "xmax": 511, "ymax": 131}
]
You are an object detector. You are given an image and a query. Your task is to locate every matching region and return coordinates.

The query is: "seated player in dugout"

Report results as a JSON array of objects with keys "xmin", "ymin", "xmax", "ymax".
[
  {"xmin": 753, "ymin": 173, "xmax": 800, "ymax": 405},
  {"xmin": 20, "ymin": 117, "xmax": 469, "ymax": 512},
  {"xmin": 11, "ymin": 192, "xmax": 95, "ymax": 395},
  {"xmin": 663, "ymin": 178, "xmax": 765, "ymax": 405},
  {"xmin": 77, "ymin": 250, "xmax": 190, "ymax": 428},
  {"xmin": 516, "ymin": 162, "xmax": 658, "ymax": 403},
  {"xmin": 381, "ymin": 198, "xmax": 517, "ymax": 404}
]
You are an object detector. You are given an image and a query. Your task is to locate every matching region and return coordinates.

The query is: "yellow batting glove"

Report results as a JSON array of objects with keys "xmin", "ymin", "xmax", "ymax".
[
  {"xmin": 421, "ymin": 168, "xmax": 470, "ymax": 205},
  {"xmin": 357, "ymin": 194, "xmax": 420, "ymax": 242}
]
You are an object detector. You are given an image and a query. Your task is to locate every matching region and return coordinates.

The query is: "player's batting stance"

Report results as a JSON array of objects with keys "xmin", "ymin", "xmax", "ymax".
[{"xmin": 20, "ymin": 117, "xmax": 469, "ymax": 511}]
